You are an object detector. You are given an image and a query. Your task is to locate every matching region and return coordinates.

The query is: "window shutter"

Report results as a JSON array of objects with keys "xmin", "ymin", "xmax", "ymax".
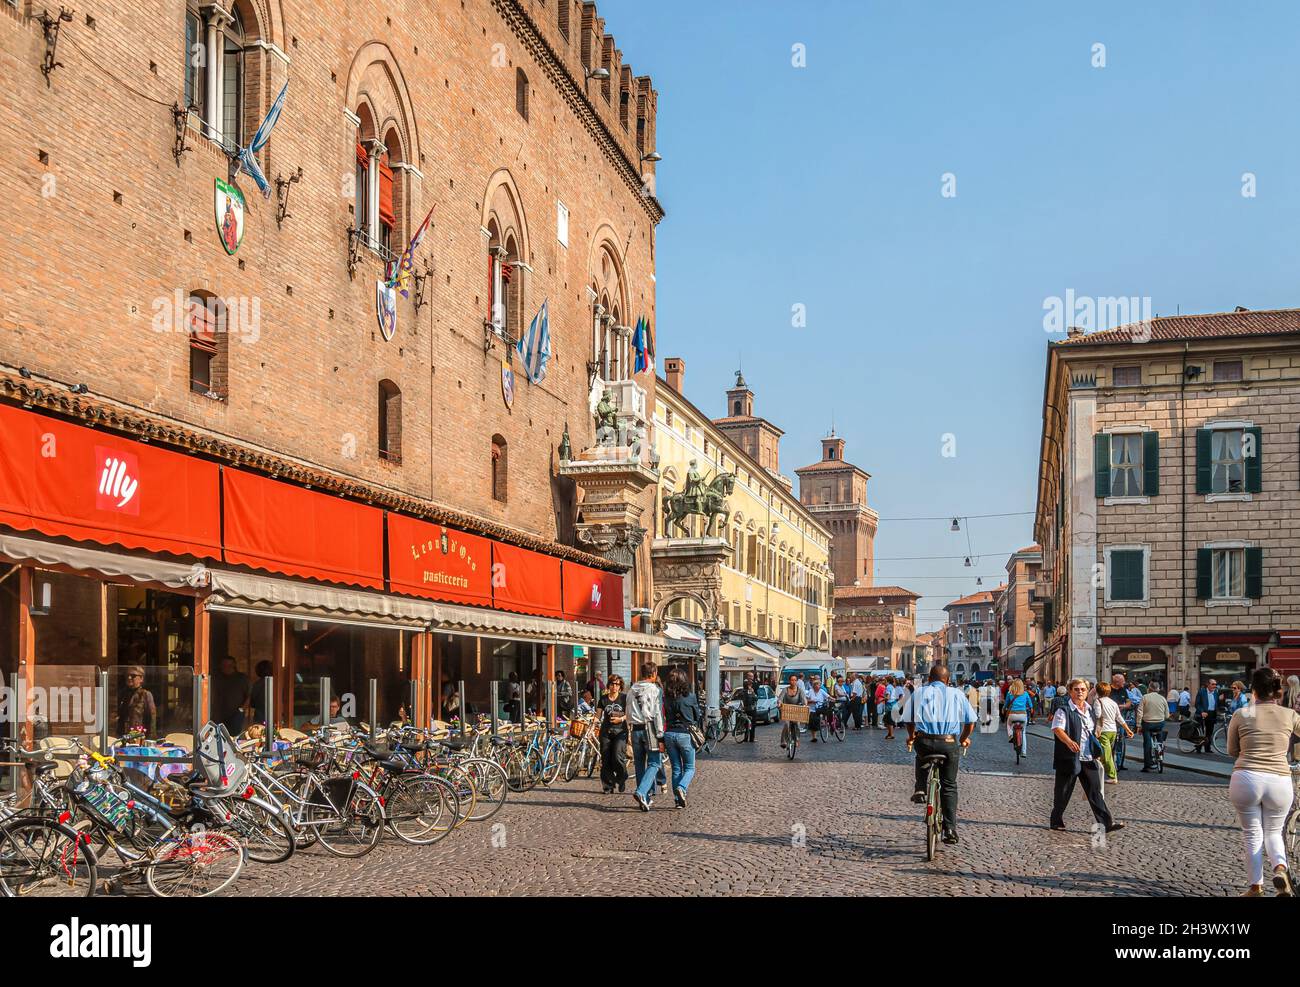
[
  {"xmin": 1245, "ymin": 547, "xmax": 1263, "ymax": 599},
  {"xmin": 1110, "ymin": 550, "xmax": 1142, "ymax": 601},
  {"xmin": 1142, "ymin": 431, "xmax": 1159, "ymax": 496},
  {"xmin": 1195, "ymin": 429, "xmax": 1213, "ymax": 494},
  {"xmin": 486, "ymin": 253, "xmax": 495, "ymax": 316},
  {"xmin": 355, "ymin": 141, "xmax": 368, "ymax": 168},
  {"xmin": 1093, "ymin": 433, "xmax": 1110, "ymax": 498},
  {"xmin": 378, "ymin": 153, "xmax": 395, "ymax": 229},
  {"xmin": 1195, "ymin": 548, "xmax": 1212, "ymax": 599},
  {"xmin": 1245, "ymin": 426, "xmax": 1262, "ymax": 493}
]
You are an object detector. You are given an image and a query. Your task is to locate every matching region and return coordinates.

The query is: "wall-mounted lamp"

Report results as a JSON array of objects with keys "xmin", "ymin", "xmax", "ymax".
[{"xmin": 30, "ymin": 580, "xmax": 53, "ymax": 616}]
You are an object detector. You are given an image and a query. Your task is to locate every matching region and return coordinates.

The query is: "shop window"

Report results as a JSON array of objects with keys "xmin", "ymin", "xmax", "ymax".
[
  {"xmin": 516, "ymin": 68, "xmax": 529, "ymax": 120},
  {"xmin": 491, "ymin": 435, "xmax": 508, "ymax": 502},
  {"xmin": 378, "ymin": 379, "xmax": 402, "ymax": 462},
  {"xmin": 187, "ymin": 291, "xmax": 227, "ymax": 399}
]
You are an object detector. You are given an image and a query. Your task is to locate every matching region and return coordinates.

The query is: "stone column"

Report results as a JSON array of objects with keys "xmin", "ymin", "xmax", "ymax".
[
  {"xmin": 201, "ymin": 5, "xmax": 231, "ymax": 143},
  {"xmin": 704, "ymin": 618, "xmax": 722, "ymax": 718},
  {"xmin": 363, "ymin": 137, "xmax": 385, "ymax": 249}
]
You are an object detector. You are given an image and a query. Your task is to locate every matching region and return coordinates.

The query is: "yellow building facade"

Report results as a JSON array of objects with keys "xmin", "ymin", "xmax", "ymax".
[{"xmin": 652, "ymin": 361, "xmax": 834, "ymax": 659}]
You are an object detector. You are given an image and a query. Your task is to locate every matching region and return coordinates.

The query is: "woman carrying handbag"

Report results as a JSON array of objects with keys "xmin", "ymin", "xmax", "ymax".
[{"xmin": 596, "ymin": 675, "xmax": 629, "ymax": 794}]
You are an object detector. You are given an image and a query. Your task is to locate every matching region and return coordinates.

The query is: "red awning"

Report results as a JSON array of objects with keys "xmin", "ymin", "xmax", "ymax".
[
  {"xmin": 1100, "ymin": 635, "xmax": 1182, "ymax": 646},
  {"xmin": 561, "ymin": 561, "xmax": 624, "ymax": 627},
  {"xmin": 387, "ymin": 513, "xmax": 491, "ymax": 608},
  {"xmin": 491, "ymin": 540, "xmax": 562, "ymax": 619},
  {"xmin": 1276, "ymin": 631, "xmax": 1300, "ymax": 646},
  {"xmin": 222, "ymin": 469, "xmax": 383, "ymax": 589},
  {"xmin": 1188, "ymin": 632, "xmax": 1272, "ymax": 645},
  {"xmin": 1267, "ymin": 648, "xmax": 1300, "ymax": 671},
  {"xmin": 0, "ymin": 403, "xmax": 220, "ymax": 559}
]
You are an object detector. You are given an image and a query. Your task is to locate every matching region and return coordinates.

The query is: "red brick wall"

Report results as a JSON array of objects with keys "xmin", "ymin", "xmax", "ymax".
[{"xmin": 0, "ymin": 0, "xmax": 659, "ymax": 554}]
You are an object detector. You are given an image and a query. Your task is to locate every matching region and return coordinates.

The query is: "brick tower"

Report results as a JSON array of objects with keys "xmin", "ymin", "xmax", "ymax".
[{"xmin": 795, "ymin": 434, "xmax": 878, "ymax": 589}]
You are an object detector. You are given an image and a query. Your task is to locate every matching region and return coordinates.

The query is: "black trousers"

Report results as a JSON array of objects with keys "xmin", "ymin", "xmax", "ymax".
[
  {"xmin": 867, "ymin": 700, "xmax": 879, "ymax": 728},
  {"xmin": 913, "ymin": 736, "xmax": 961, "ymax": 833},
  {"xmin": 1050, "ymin": 760, "xmax": 1114, "ymax": 828},
  {"xmin": 743, "ymin": 709, "xmax": 756, "ymax": 742},
  {"xmin": 599, "ymin": 730, "xmax": 628, "ymax": 789},
  {"xmin": 1197, "ymin": 710, "xmax": 1217, "ymax": 752},
  {"xmin": 848, "ymin": 697, "xmax": 863, "ymax": 729}
]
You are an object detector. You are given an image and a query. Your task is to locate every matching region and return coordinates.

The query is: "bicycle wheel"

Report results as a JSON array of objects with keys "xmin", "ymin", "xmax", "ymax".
[
  {"xmin": 541, "ymin": 746, "xmax": 564, "ymax": 786},
  {"xmin": 460, "ymin": 758, "xmax": 508, "ymax": 822},
  {"xmin": 787, "ymin": 730, "xmax": 797, "ymax": 760},
  {"xmin": 833, "ymin": 716, "xmax": 846, "ymax": 742},
  {"xmin": 1176, "ymin": 734, "xmax": 1198, "ymax": 755},
  {"xmin": 220, "ymin": 797, "xmax": 296, "ymax": 865},
  {"xmin": 1285, "ymin": 807, "xmax": 1297, "ymax": 873},
  {"xmin": 270, "ymin": 769, "xmax": 319, "ymax": 849},
  {"xmin": 437, "ymin": 764, "xmax": 478, "ymax": 827},
  {"xmin": 385, "ymin": 776, "xmax": 451, "ymax": 845},
  {"xmin": 732, "ymin": 716, "xmax": 748, "ymax": 742},
  {"xmin": 1211, "ymin": 723, "xmax": 1229, "ymax": 756},
  {"xmin": 310, "ymin": 786, "xmax": 384, "ymax": 858},
  {"xmin": 0, "ymin": 818, "xmax": 97, "ymax": 898},
  {"xmin": 145, "ymin": 830, "xmax": 244, "ymax": 898},
  {"xmin": 563, "ymin": 745, "xmax": 580, "ymax": 782},
  {"xmin": 925, "ymin": 771, "xmax": 941, "ymax": 862}
]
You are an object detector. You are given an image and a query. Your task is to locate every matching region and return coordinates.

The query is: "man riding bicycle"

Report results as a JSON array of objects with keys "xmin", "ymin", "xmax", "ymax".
[
  {"xmin": 779, "ymin": 678, "xmax": 806, "ymax": 750},
  {"xmin": 902, "ymin": 663, "xmax": 977, "ymax": 846}
]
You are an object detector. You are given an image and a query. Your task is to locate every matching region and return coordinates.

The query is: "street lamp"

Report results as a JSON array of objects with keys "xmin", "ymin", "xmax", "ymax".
[
  {"xmin": 640, "ymin": 151, "xmax": 663, "ymax": 164},
  {"xmin": 951, "ymin": 517, "xmax": 961, "ymax": 532},
  {"xmin": 586, "ymin": 66, "xmax": 610, "ymax": 82}
]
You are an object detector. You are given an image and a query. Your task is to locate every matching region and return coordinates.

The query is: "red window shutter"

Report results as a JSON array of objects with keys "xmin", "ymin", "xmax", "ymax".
[
  {"xmin": 188, "ymin": 297, "xmax": 217, "ymax": 351},
  {"xmin": 378, "ymin": 153, "xmax": 395, "ymax": 229},
  {"xmin": 500, "ymin": 261, "xmax": 512, "ymax": 284},
  {"xmin": 355, "ymin": 141, "xmax": 368, "ymax": 168},
  {"xmin": 487, "ymin": 253, "xmax": 495, "ymax": 314}
]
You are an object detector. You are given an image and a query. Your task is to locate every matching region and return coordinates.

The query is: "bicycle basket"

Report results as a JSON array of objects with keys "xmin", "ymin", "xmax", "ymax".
[
  {"xmin": 315, "ymin": 775, "xmax": 358, "ymax": 811},
  {"xmin": 569, "ymin": 719, "xmax": 589, "ymax": 739}
]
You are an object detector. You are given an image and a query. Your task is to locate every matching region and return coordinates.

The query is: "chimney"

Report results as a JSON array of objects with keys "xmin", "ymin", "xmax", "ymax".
[
  {"xmin": 664, "ymin": 357, "xmax": 684, "ymax": 393},
  {"xmin": 1066, "ymin": 325, "xmax": 1085, "ymax": 339}
]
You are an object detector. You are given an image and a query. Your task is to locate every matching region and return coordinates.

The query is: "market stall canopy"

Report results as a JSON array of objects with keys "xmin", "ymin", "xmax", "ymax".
[
  {"xmin": 205, "ymin": 567, "xmax": 434, "ymax": 629},
  {"xmin": 663, "ymin": 620, "xmax": 705, "ymax": 654}
]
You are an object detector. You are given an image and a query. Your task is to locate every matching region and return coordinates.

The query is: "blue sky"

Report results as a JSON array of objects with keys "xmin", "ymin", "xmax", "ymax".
[{"xmin": 602, "ymin": 0, "xmax": 1300, "ymax": 629}]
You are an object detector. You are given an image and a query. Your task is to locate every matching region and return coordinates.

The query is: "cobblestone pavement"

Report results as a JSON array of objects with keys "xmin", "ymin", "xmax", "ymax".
[{"xmin": 233, "ymin": 721, "xmax": 1246, "ymax": 897}]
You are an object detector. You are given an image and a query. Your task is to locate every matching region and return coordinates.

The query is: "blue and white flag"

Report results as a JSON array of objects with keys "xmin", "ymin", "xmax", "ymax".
[
  {"xmin": 235, "ymin": 81, "xmax": 289, "ymax": 198},
  {"xmin": 516, "ymin": 300, "xmax": 551, "ymax": 384}
]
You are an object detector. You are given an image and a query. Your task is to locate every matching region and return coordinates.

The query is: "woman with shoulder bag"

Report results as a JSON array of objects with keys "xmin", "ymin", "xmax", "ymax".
[
  {"xmin": 596, "ymin": 675, "xmax": 629, "ymax": 794},
  {"xmin": 662, "ymin": 668, "xmax": 701, "ymax": 808}
]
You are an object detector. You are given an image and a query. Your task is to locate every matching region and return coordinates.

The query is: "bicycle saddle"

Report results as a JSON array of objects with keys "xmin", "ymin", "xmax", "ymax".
[{"xmin": 918, "ymin": 754, "xmax": 948, "ymax": 768}]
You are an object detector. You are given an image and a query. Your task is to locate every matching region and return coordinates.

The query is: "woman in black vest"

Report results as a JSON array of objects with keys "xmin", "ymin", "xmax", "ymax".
[{"xmin": 1049, "ymin": 678, "xmax": 1124, "ymax": 834}]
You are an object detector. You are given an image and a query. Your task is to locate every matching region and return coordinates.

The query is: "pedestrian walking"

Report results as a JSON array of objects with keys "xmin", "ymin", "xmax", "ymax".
[
  {"xmin": 847, "ymin": 672, "xmax": 865, "ymax": 729},
  {"xmin": 1287, "ymin": 674, "xmax": 1300, "ymax": 713},
  {"xmin": 596, "ymin": 675, "xmax": 629, "ymax": 794},
  {"xmin": 662, "ymin": 668, "xmax": 700, "ymax": 808},
  {"xmin": 1092, "ymin": 682, "xmax": 1133, "ymax": 784},
  {"xmin": 738, "ymin": 675, "xmax": 758, "ymax": 743},
  {"xmin": 1109, "ymin": 673, "xmax": 1133, "ymax": 771},
  {"xmin": 1049, "ymin": 679, "xmax": 1123, "ymax": 834},
  {"xmin": 628, "ymin": 661, "xmax": 666, "ymax": 811},
  {"xmin": 1165, "ymin": 685, "xmax": 1180, "ymax": 720},
  {"xmin": 1194, "ymin": 679, "xmax": 1219, "ymax": 753},
  {"xmin": 1226, "ymin": 667, "xmax": 1300, "ymax": 896},
  {"xmin": 1138, "ymin": 686, "xmax": 1170, "ymax": 771},
  {"xmin": 1178, "ymin": 686, "xmax": 1192, "ymax": 721}
]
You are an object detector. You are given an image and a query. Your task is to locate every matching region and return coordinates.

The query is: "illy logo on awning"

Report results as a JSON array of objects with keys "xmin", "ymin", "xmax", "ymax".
[
  {"xmin": 590, "ymin": 583, "xmax": 602, "ymax": 607},
  {"xmin": 96, "ymin": 446, "xmax": 140, "ymax": 514}
]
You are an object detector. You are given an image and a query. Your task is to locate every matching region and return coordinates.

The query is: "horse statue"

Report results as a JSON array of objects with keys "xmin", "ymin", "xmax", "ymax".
[{"xmin": 662, "ymin": 470, "xmax": 735, "ymax": 538}]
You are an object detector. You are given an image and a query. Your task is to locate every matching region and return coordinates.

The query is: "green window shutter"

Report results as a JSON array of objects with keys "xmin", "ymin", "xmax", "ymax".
[
  {"xmin": 1195, "ymin": 548, "xmax": 1212, "ymax": 599},
  {"xmin": 1110, "ymin": 550, "xmax": 1143, "ymax": 601},
  {"xmin": 1195, "ymin": 429, "xmax": 1213, "ymax": 494},
  {"xmin": 1142, "ymin": 431, "xmax": 1160, "ymax": 496},
  {"xmin": 1245, "ymin": 547, "xmax": 1263, "ymax": 599},
  {"xmin": 1094, "ymin": 433, "xmax": 1111, "ymax": 498},
  {"xmin": 1245, "ymin": 426, "xmax": 1263, "ymax": 493}
]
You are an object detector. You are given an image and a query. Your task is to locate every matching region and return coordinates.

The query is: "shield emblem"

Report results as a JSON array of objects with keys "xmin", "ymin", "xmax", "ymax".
[
  {"xmin": 501, "ymin": 361, "xmax": 515, "ymax": 410},
  {"xmin": 214, "ymin": 178, "xmax": 246, "ymax": 255},
  {"xmin": 375, "ymin": 280, "xmax": 397, "ymax": 341}
]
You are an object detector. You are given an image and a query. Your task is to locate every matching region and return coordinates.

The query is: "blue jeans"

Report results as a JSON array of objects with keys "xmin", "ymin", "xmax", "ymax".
[
  {"xmin": 663, "ymin": 731, "xmax": 696, "ymax": 794},
  {"xmin": 631, "ymin": 729, "xmax": 664, "ymax": 798}
]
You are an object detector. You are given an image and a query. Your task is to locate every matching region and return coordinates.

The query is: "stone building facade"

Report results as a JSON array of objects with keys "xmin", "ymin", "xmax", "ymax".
[
  {"xmin": 831, "ymin": 585, "xmax": 920, "ymax": 669},
  {"xmin": 1032, "ymin": 309, "xmax": 1300, "ymax": 690},
  {"xmin": 995, "ymin": 545, "xmax": 1041, "ymax": 675},
  {"xmin": 943, "ymin": 588, "xmax": 1004, "ymax": 681},
  {"xmin": 795, "ymin": 434, "xmax": 877, "ymax": 589}
]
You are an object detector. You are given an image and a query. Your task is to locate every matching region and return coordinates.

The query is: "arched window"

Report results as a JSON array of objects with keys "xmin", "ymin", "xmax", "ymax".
[
  {"xmin": 187, "ymin": 291, "xmax": 227, "ymax": 399},
  {"xmin": 591, "ymin": 245, "xmax": 628, "ymax": 382},
  {"xmin": 486, "ymin": 220, "xmax": 523, "ymax": 340},
  {"xmin": 515, "ymin": 68, "xmax": 529, "ymax": 120},
  {"xmin": 352, "ymin": 106, "xmax": 406, "ymax": 256},
  {"xmin": 184, "ymin": 3, "xmax": 255, "ymax": 152},
  {"xmin": 378, "ymin": 380, "xmax": 402, "ymax": 462},
  {"xmin": 491, "ymin": 435, "xmax": 508, "ymax": 503}
]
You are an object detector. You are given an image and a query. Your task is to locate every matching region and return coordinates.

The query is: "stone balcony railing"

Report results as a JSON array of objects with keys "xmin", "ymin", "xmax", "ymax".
[{"xmin": 597, "ymin": 376, "xmax": 649, "ymax": 428}]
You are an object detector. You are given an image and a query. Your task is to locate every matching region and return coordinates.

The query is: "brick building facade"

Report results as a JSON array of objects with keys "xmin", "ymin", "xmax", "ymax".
[{"xmin": 0, "ymin": 0, "xmax": 685, "ymax": 742}]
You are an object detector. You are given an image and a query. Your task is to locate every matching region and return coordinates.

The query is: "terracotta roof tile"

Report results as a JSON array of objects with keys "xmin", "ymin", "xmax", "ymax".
[
  {"xmin": 1057, "ymin": 308, "xmax": 1300, "ymax": 347},
  {"xmin": 795, "ymin": 459, "xmax": 867, "ymax": 474},
  {"xmin": 835, "ymin": 585, "xmax": 920, "ymax": 600},
  {"xmin": 943, "ymin": 586, "xmax": 1006, "ymax": 609}
]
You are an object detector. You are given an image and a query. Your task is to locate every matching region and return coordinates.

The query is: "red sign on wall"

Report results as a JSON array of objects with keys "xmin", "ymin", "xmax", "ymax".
[
  {"xmin": 561, "ymin": 561, "xmax": 624, "ymax": 627},
  {"xmin": 387, "ymin": 513, "xmax": 491, "ymax": 607},
  {"xmin": 491, "ymin": 540, "xmax": 563, "ymax": 619},
  {"xmin": 222, "ymin": 469, "xmax": 383, "ymax": 589},
  {"xmin": 0, "ymin": 403, "xmax": 220, "ymax": 558}
]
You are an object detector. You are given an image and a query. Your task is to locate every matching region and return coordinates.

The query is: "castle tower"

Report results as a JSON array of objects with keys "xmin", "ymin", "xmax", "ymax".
[
  {"xmin": 795, "ymin": 433, "xmax": 877, "ymax": 589},
  {"xmin": 712, "ymin": 370, "xmax": 784, "ymax": 479}
]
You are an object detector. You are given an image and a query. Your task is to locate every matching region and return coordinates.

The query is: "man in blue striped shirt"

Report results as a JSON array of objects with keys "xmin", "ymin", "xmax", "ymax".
[{"xmin": 901, "ymin": 664, "xmax": 977, "ymax": 845}]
